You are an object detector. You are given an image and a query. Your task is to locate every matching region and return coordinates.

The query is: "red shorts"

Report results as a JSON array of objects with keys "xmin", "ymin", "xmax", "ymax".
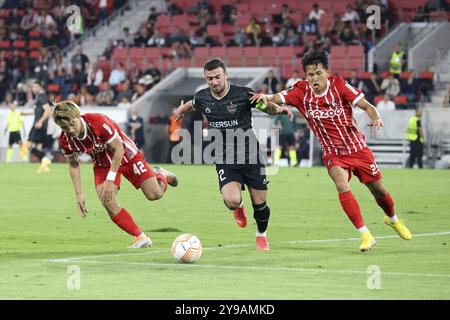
[
  {"xmin": 93, "ymin": 152, "xmax": 155, "ymax": 189},
  {"xmin": 323, "ymin": 148, "xmax": 382, "ymax": 184}
]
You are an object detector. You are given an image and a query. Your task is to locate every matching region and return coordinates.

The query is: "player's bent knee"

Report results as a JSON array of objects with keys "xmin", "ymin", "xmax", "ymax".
[
  {"xmin": 335, "ymin": 181, "xmax": 350, "ymax": 193},
  {"xmin": 223, "ymin": 197, "xmax": 241, "ymax": 210},
  {"xmin": 144, "ymin": 189, "xmax": 163, "ymax": 201}
]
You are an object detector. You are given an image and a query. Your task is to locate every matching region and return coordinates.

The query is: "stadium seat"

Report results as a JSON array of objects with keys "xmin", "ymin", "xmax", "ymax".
[
  {"xmin": 245, "ymin": 46, "xmax": 262, "ymax": 66},
  {"xmin": 330, "ymin": 46, "xmax": 346, "ymax": 58},
  {"xmin": 193, "ymin": 47, "xmax": 210, "ymax": 66},
  {"xmin": 360, "ymin": 71, "xmax": 373, "ymax": 79},
  {"xmin": 394, "ymin": 95, "xmax": 408, "ymax": 105},
  {"xmin": 380, "ymin": 71, "xmax": 391, "ymax": 79},
  {"xmin": 226, "ymin": 47, "xmax": 244, "ymax": 67},
  {"xmin": 373, "ymin": 95, "xmax": 384, "ymax": 104},
  {"xmin": 400, "ymin": 71, "xmax": 413, "ymax": 79},
  {"xmin": 47, "ymin": 84, "xmax": 60, "ymax": 93},
  {"xmin": 28, "ymin": 40, "xmax": 41, "ymax": 50},
  {"xmin": 347, "ymin": 46, "xmax": 364, "ymax": 58},
  {"xmin": 419, "ymin": 71, "xmax": 434, "ymax": 79},
  {"xmin": 29, "ymin": 50, "xmax": 41, "ymax": 59},
  {"xmin": 129, "ymin": 47, "xmax": 144, "ymax": 60},
  {"xmin": 0, "ymin": 40, "xmax": 10, "ymax": 50},
  {"xmin": 12, "ymin": 40, "xmax": 26, "ymax": 49},
  {"xmin": 210, "ymin": 47, "xmax": 226, "ymax": 59}
]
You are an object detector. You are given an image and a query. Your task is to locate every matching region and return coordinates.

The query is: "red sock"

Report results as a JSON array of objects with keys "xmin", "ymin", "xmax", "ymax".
[
  {"xmin": 156, "ymin": 173, "xmax": 167, "ymax": 192},
  {"xmin": 375, "ymin": 193, "xmax": 395, "ymax": 217},
  {"xmin": 111, "ymin": 208, "xmax": 142, "ymax": 237},
  {"xmin": 338, "ymin": 191, "xmax": 365, "ymax": 229}
]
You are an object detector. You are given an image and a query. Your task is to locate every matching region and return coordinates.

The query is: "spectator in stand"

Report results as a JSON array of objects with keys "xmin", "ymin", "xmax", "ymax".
[
  {"xmin": 132, "ymin": 81, "xmax": 147, "ymax": 102},
  {"xmin": 34, "ymin": 48, "xmax": 50, "ymax": 87},
  {"xmin": 281, "ymin": 4, "xmax": 291, "ymax": 21},
  {"xmin": 308, "ymin": 3, "xmax": 326, "ymax": 31},
  {"xmin": 376, "ymin": 94, "xmax": 396, "ymax": 111},
  {"xmin": 134, "ymin": 25, "xmax": 150, "ymax": 47},
  {"xmin": 144, "ymin": 62, "xmax": 162, "ymax": 85},
  {"xmin": 245, "ymin": 17, "xmax": 261, "ymax": 46},
  {"xmin": 272, "ymin": 27, "xmax": 287, "ymax": 46},
  {"xmin": 331, "ymin": 13, "xmax": 345, "ymax": 35},
  {"xmin": 117, "ymin": 27, "xmax": 135, "ymax": 47},
  {"xmin": 389, "ymin": 43, "xmax": 407, "ymax": 79},
  {"xmin": 339, "ymin": 26, "xmax": 359, "ymax": 45},
  {"xmin": 147, "ymin": 28, "xmax": 166, "ymax": 47},
  {"xmin": 263, "ymin": 70, "xmax": 279, "ymax": 95},
  {"xmin": 189, "ymin": 30, "xmax": 205, "ymax": 47},
  {"xmin": 347, "ymin": 69, "xmax": 364, "ymax": 91},
  {"xmin": 342, "ymin": 4, "xmax": 360, "ymax": 24},
  {"xmin": 401, "ymin": 70, "xmax": 419, "ymax": 103},
  {"xmin": 20, "ymin": 8, "xmax": 39, "ymax": 32},
  {"xmin": 381, "ymin": 73, "xmax": 400, "ymax": 97},
  {"xmin": 315, "ymin": 28, "xmax": 331, "ymax": 52},
  {"xmin": 127, "ymin": 107, "xmax": 145, "ymax": 152},
  {"xmin": 196, "ymin": 6, "xmax": 214, "ymax": 34},
  {"xmin": 165, "ymin": 0, "xmax": 183, "ymax": 15},
  {"xmin": 116, "ymin": 79, "xmax": 134, "ymax": 103},
  {"xmin": 170, "ymin": 26, "xmax": 188, "ymax": 44},
  {"xmin": 109, "ymin": 62, "xmax": 126, "ymax": 88},
  {"xmin": 284, "ymin": 28, "xmax": 300, "ymax": 46},
  {"xmin": 442, "ymin": 84, "xmax": 450, "ymax": 108},
  {"xmin": 228, "ymin": 25, "xmax": 247, "ymax": 47},
  {"xmin": 11, "ymin": 50, "xmax": 24, "ymax": 89},
  {"xmin": 71, "ymin": 45, "xmax": 90, "ymax": 88},
  {"xmin": 102, "ymin": 39, "xmax": 115, "ymax": 59},
  {"xmin": 98, "ymin": 0, "xmax": 113, "ymax": 21},
  {"xmin": 286, "ymin": 70, "xmax": 302, "ymax": 89},
  {"xmin": 363, "ymin": 72, "xmax": 382, "ymax": 102},
  {"xmin": 147, "ymin": 7, "xmax": 159, "ymax": 25},
  {"xmin": 298, "ymin": 14, "xmax": 317, "ymax": 35},
  {"xmin": 96, "ymin": 82, "xmax": 114, "ymax": 106}
]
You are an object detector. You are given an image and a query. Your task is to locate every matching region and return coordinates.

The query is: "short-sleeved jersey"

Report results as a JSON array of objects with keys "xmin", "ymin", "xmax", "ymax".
[
  {"xmin": 193, "ymin": 84, "xmax": 261, "ymax": 164},
  {"xmin": 7, "ymin": 110, "xmax": 23, "ymax": 132},
  {"xmin": 279, "ymin": 76, "xmax": 367, "ymax": 156},
  {"xmin": 34, "ymin": 92, "xmax": 49, "ymax": 129},
  {"xmin": 59, "ymin": 113, "xmax": 139, "ymax": 168}
]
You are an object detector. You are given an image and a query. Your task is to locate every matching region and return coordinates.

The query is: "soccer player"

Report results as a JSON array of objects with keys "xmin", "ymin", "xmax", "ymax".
[
  {"xmin": 22, "ymin": 81, "xmax": 53, "ymax": 173},
  {"xmin": 251, "ymin": 50, "xmax": 412, "ymax": 252},
  {"xmin": 174, "ymin": 58, "xmax": 293, "ymax": 251},
  {"xmin": 4, "ymin": 101, "xmax": 27, "ymax": 162},
  {"xmin": 52, "ymin": 101, "xmax": 178, "ymax": 248}
]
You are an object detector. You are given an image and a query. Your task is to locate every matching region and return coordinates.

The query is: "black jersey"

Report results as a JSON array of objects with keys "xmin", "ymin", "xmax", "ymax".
[
  {"xmin": 33, "ymin": 92, "xmax": 49, "ymax": 130},
  {"xmin": 193, "ymin": 84, "xmax": 263, "ymax": 165}
]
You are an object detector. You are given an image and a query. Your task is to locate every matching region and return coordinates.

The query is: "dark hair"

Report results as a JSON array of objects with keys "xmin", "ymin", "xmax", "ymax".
[
  {"xmin": 301, "ymin": 50, "xmax": 329, "ymax": 72},
  {"xmin": 204, "ymin": 58, "xmax": 227, "ymax": 72}
]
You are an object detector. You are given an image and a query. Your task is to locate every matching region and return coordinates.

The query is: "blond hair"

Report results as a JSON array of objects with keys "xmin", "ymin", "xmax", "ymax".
[{"xmin": 52, "ymin": 100, "xmax": 81, "ymax": 127}]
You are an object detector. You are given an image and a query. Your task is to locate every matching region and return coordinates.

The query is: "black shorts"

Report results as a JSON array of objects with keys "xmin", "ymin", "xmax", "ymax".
[
  {"xmin": 215, "ymin": 163, "xmax": 268, "ymax": 191},
  {"xmin": 9, "ymin": 132, "xmax": 22, "ymax": 146},
  {"xmin": 28, "ymin": 127, "xmax": 46, "ymax": 144},
  {"xmin": 280, "ymin": 133, "xmax": 295, "ymax": 148}
]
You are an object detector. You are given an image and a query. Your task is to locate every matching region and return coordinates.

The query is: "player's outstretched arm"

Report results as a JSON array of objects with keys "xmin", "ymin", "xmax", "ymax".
[
  {"xmin": 67, "ymin": 154, "xmax": 88, "ymax": 218},
  {"xmin": 356, "ymin": 98, "xmax": 383, "ymax": 129},
  {"xmin": 175, "ymin": 100, "xmax": 195, "ymax": 120},
  {"xmin": 249, "ymin": 92, "xmax": 284, "ymax": 106},
  {"xmin": 261, "ymin": 102, "xmax": 294, "ymax": 121}
]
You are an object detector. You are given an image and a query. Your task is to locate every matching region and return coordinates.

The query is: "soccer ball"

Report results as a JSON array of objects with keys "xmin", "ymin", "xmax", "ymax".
[{"xmin": 172, "ymin": 233, "xmax": 203, "ymax": 263}]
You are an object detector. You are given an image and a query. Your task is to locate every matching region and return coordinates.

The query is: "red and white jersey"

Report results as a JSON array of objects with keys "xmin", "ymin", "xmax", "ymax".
[
  {"xmin": 279, "ymin": 76, "xmax": 368, "ymax": 156},
  {"xmin": 59, "ymin": 113, "xmax": 139, "ymax": 168}
]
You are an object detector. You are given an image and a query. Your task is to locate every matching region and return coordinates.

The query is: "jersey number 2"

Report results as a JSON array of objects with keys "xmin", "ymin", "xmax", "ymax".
[{"xmin": 133, "ymin": 161, "xmax": 147, "ymax": 175}]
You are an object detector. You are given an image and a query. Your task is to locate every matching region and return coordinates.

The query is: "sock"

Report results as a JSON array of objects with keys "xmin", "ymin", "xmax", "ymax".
[
  {"xmin": 375, "ymin": 193, "xmax": 395, "ymax": 217},
  {"xmin": 358, "ymin": 226, "xmax": 369, "ymax": 234},
  {"xmin": 6, "ymin": 148, "xmax": 13, "ymax": 162},
  {"xmin": 253, "ymin": 202, "xmax": 270, "ymax": 233},
  {"xmin": 30, "ymin": 147, "xmax": 45, "ymax": 161},
  {"xmin": 111, "ymin": 208, "xmax": 142, "ymax": 237},
  {"xmin": 155, "ymin": 173, "xmax": 167, "ymax": 192},
  {"xmin": 256, "ymin": 231, "xmax": 267, "ymax": 237},
  {"xmin": 338, "ymin": 191, "xmax": 365, "ymax": 229},
  {"xmin": 20, "ymin": 144, "xmax": 28, "ymax": 160},
  {"xmin": 238, "ymin": 199, "xmax": 243, "ymax": 208},
  {"xmin": 274, "ymin": 147, "xmax": 282, "ymax": 165},
  {"xmin": 289, "ymin": 149, "xmax": 297, "ymax": 166}
]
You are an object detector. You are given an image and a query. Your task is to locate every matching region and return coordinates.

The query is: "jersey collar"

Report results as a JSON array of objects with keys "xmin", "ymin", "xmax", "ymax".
[
  {"xmin": 310, "ymin": 79, "xmax": 330, "ymax": 98},
  {"xmin": 211, "ymin": 83, "xmax": 230, "ymax": 100}
]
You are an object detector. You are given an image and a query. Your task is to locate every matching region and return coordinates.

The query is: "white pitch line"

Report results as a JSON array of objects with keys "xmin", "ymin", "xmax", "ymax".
[
  {"xmin": 46, "ymin": 231, "xmax": 450, "ymax": 263},
  {"xmin": 45, "ymin": 259, "xmax": 450, "ymax": 279}
]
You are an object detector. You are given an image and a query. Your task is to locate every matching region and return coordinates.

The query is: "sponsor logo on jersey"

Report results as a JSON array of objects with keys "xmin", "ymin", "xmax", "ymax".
[
  {"xmin": 227, "ymin": 102, "xmax": 237, "ymax": 114},
  {"xmin": 209, "ymin": 120, "xmax": 239, "ymax": 128},
  {"xmin": 308, "ymin": 107, "xmax": 343, "ymax": 119}
]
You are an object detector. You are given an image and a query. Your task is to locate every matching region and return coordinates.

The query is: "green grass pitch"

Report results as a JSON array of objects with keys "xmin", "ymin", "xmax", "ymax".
[{"xmin": 0, "ymin": 163, "xmax": 449, "ymax": 299}]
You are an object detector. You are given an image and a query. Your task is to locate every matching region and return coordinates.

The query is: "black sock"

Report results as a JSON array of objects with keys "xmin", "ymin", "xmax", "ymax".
[
  {"xmin": 31, "ymin": 147, "xmax": 45, "ymax": 161},
  {"xmin": 253, "ymin": 202, "xmax": 270, "ymax": 233}
]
